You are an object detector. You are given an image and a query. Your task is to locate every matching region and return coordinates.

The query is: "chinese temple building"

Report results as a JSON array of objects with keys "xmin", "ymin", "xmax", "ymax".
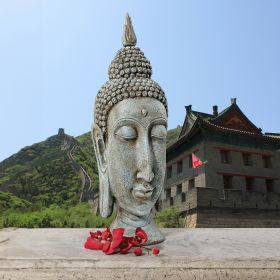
[{"xmin": 161, "ymin": 98, "xmax": 280, "ymax": 227}]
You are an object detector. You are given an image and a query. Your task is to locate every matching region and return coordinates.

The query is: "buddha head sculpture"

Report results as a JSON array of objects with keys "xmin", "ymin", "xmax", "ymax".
[{"xmin": 92, "ymin": 14, "xmax": 168, "ymax": 244}]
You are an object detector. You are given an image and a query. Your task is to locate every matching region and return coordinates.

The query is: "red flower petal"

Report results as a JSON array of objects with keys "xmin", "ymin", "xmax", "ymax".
[
  {"xmin": 134, "ymin": 247, "xmax": 142, "ymax": 256},
  {"xmin": 152, "ymin": 247, "xmax": 160, "ymax": 255},
  {"xmin": 102, "ymin": 240, "xmax": 111, "ymax": 253},
  {"xmin": 84, "ymin": 237, "xmax": 103, "ymax": 250},
  {"xmin": 101, "ymin": 227, "xmax": 112, "ymax": 241},
  {"xmin": 105, "ymin": 245, "xmax": 116, "ymax": 255},
  {"xmin": 135, "ymin": 227, "xmax": 148, "ymax": 244},
  {"xmin": 90, "ymin": 230, "xmax": 102, "ymax": 239},
  {"xmin": 111, "ymin": 228, "xmax": 125, "ymax": 249},
  {"xmin": 119, "ymin": 237, "xmax": 133, "ymax": 254},
  {"xmin": 130, "ymin": 227, "xmax": 148, "ymax": 246},
  {"xmin": 103, "ymin": 228, "xmax": 125, "ymax": 255}
]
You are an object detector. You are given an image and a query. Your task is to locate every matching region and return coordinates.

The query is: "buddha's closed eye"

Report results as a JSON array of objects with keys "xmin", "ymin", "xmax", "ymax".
[
  {"xmin": 151, "ymin": 125, "xmax": 167, "ymax": 140},
  {"xmin": 115, "ymin": 124, "xmax": 167, "ymax": 141},
  {"xmin": 115, "ymin": 126, "xmax": 137, "ymax": 140}
]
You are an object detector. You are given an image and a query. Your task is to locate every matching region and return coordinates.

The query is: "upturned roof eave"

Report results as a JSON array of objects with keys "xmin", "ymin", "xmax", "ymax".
[
  {"xmin": 211, "ymin": 103, "xmax": 261, "ymax": 134},
  {"xmin": 167, "ymin": 118, "xmax": 201, "ymax": 153}
]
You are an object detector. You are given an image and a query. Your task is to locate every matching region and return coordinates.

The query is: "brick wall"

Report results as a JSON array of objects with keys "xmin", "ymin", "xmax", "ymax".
[
  {"xmin": 184, "ymin": 208, "xmax": 280, "ymax": 228},
  {"xmin": 196, "ymin": 187, "xmax": 280, "ymax": 210}
]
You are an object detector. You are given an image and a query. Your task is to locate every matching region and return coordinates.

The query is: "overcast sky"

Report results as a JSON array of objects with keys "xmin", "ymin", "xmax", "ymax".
[{"xmin": 0, "ymin": 0, "xmax": 280, "ymax": 161}]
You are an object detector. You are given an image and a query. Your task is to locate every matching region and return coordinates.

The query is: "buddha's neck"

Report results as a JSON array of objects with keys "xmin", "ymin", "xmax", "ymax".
[{"xmin": 115, "ymin": 207, "xmax": 151, "ymax": 228}]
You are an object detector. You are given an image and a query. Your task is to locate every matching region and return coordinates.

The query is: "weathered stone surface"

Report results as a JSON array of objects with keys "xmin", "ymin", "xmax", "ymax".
[{"xmin": 1, "ymin": 228, "xmax": 280, "ymax": 279}]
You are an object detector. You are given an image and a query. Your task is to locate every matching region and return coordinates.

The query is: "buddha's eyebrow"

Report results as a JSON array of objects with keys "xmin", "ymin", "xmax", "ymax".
[
  {"xmin": 148, "ymin": 118, "xmax": 167, "ymax": 129},
  {"xmin": 113, "ymin": 117, "xmax": 167, "ymax": 132},
  {"xmin": 113, "ymin": 118, "xmax": 141, "ymax": 131}
]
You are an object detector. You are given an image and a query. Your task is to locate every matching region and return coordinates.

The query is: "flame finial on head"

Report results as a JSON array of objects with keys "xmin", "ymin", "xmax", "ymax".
[
  {"xmin": 122, "ymin": 13, "xmax": 137, "ymax": 47},
  {"xmin": 94, "ymin": 13, "xmax": 168, "ymax": 135}
]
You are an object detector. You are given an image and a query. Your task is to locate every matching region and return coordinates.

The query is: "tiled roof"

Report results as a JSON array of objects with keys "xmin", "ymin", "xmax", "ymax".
[
  {"xmin": 210, "ymin": 103, "xmax": 261, "ymax": 134},
  {"xmin": 167, "ymin": 117, "xmax": 280, "ymax": 153}
]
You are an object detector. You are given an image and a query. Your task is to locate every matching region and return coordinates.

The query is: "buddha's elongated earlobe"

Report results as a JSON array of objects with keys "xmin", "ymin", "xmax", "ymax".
[{"xmin": 91, "ymin": 124, "xmax": 113, "ymax": 217}]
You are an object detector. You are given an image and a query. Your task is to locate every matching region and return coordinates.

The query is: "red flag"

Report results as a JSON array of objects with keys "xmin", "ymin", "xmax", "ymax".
[{"xmin": 192, "ymin": 153, "xmax": 202, "ymax": 168}]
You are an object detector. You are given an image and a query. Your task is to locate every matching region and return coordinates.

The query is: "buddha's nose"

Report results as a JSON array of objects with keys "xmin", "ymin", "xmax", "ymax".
[
  {"xmin": 136, "ymin": 138, "xmax": 155, "ymax": 183},
  {"xmin": 137, "ymin": 166, "xmax": 155, "ymax": 183}
]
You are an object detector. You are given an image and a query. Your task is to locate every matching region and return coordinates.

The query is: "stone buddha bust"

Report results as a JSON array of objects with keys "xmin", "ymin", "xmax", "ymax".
[{"xmin": 92, "ymin": 14, "xmax": 168, "ymax": 245}]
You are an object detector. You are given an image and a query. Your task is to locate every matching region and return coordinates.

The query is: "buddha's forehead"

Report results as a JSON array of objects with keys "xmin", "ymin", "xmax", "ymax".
[{"xmin": 107, "ymin": 97, "xmax": 167, "ymax": 127}]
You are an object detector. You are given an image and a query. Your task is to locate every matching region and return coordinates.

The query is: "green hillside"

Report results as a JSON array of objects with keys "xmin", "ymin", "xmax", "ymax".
[
  {"xmin": 0, "ymin": 131, "xmax": 97, "ymax": 211},
  {"xmin": 0, "ymin": 191, "xmax": 31, "ymax": 211},
  {"xmin": 166, "ymin": 126, "xmax": 182, "ymax": 147}
]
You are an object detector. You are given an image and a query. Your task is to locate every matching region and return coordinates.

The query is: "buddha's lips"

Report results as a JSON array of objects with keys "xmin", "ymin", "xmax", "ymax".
[{"xmin": 132, "ymin": 185, "xmax": 154, "ymax": 199}]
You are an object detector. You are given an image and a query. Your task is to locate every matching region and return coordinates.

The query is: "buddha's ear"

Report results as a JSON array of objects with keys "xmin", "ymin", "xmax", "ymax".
[
  {"xmin": 91, "ymin": 123, "xmax": 107, "ymax": 172},
  {"xmin": 91, "ymin": 123, "xmax": 113, "ymax": 218}
]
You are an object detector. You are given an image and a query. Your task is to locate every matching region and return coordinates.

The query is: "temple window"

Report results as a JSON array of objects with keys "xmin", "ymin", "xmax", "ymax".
[
  {"xmin": 166, "ymin": 188, "xmax": 171, "ymax": 198},
  {"xmin": 220, "ymin": 150, "xmax": 231, "ymax": 164},
  {"xmin": 177, "ymin": 160, "xmax": 183, "ymax": 174},
  {"xmin": 188, "ymin": 154, "xmax": 192, "ymax": 168},
  {"xmin": 262, "ymin": 155, "xmax": 272, "ymax": 168},
  {"xmin": 245, "ymin": 177, "xmax": 254, "ymax": 191},
  {"xmin": 176, "ymin": 184, "xmax": 182, "ymax": 195},
  {"xmin": 242, "ymin": 153, "xmax": 252, "ymax": 166},
  {"xmin": 266, "ymin": 179, "xmax": 274, "ymax": 192},
  {"xmin": 189, "ymin": 178, "xmax": 195, "ymax": 189},
  {"xmin": 223, "ymin": 175, "xmax": 233, "ymax": 189},
  {"xmin": 167, "ymin": 166, "xmax": 172, "ymax": 179}
]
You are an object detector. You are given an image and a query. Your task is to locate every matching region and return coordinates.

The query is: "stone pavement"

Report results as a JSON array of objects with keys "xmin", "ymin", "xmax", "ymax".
[{"xmin": 1, "ymin": 228, "xmax": 280, "ymax": 279}]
